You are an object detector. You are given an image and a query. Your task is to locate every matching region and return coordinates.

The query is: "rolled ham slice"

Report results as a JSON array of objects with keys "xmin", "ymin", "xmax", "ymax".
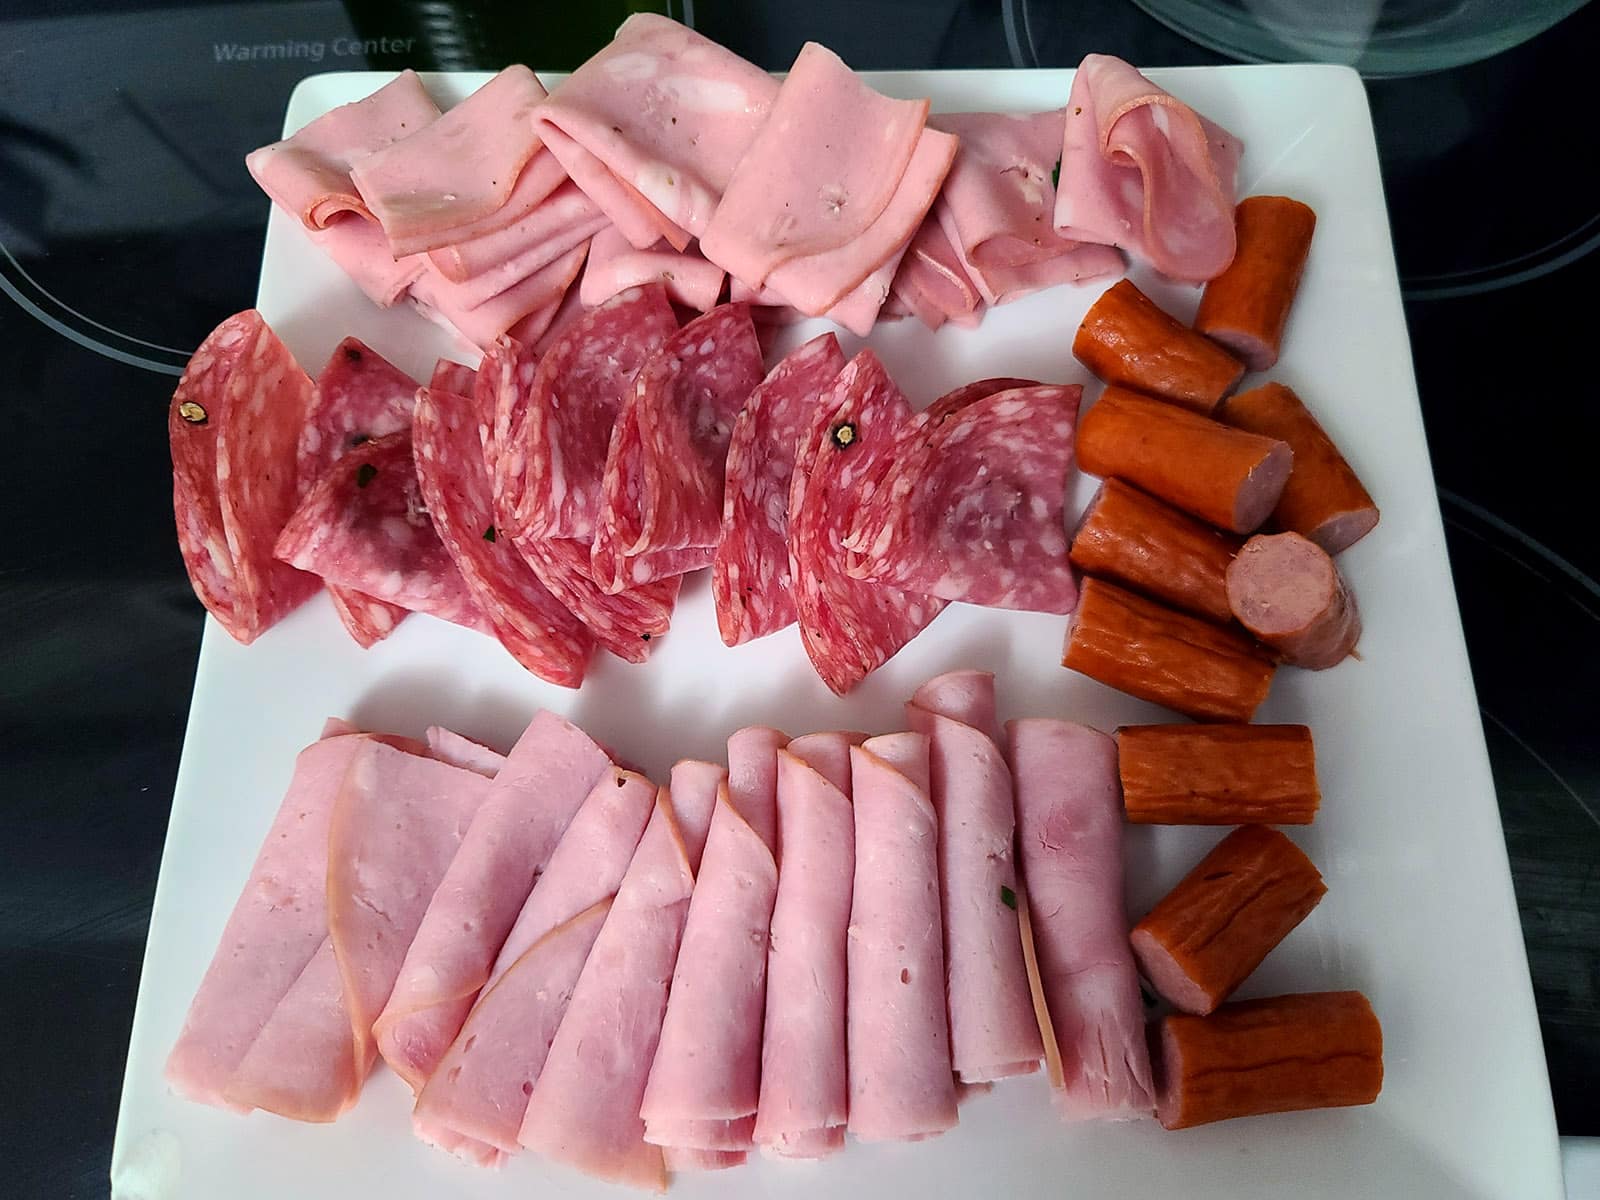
[
  {"xmin": 907, "ymin": 672, "xmax": 1042, "ymax": 1083},
  {"xmin": 847, "ymin": 733, "xmax": 958, "ymax": 1142},
  {"xmin": 518, "ymin": 762, "xmax": 723, "ymax": 1191},
  {"xmin": 642, "ymin": 729, "xmax": 786, "ymax": 1158},
  {"xmin": 373, "ymin": 711, "xmax": 613, "ymax": 1093},
  {"xmin": 580, "ymin": 227, "xmax": 728, "ymax": 313},
  {"xmin": 412, "ymin": 766, "xmax": 657, "ymax": 1162},
  {"xmin": 1006, "ymin": 718, "xmax": 1154, "ymax": 1120},
  {"xmin": 535, "ymin": 14, "xmax": 778, "ymax": 250},
  {"xmin": 1054, "ymin": 54, "xmax": 1243, "ymax": 282},
  {"xmin": 753, "ymin": 733, "xmax": 858, "ymax": 1159}
]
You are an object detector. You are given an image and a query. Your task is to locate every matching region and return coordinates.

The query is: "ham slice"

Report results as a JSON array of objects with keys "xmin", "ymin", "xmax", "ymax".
[
  {"xmin": 518, "ymin": 761, "xmax": 723, "ymax": 1192},
  {"xmin": 534, "ymin": 14, "xmax": 778, "ymax": 250},
  {"xmin": 1053, "ymin": 54, "xmax": 1243, "ymax": 282},
  {"xmin": 1006, "ymin": 718, "xmax": 1154, "ymax": 1120},
  {"xmin": 307, "ymin": 217, "xmax": 427, "ymax": 307},
  {"xmin": 846, "ymin": 733, "xmax": 958, "ymax": 1141},
  {"xmin": 906, "ymin": 671, "xmax": 1042, "ymax": 1082},
  {"xmin": 373, "ymin": 710, "xmax": 613, "ymax": 1093},
  {"xmin": 412, "ymin": 766, "xmax": 657, "ymax": 1162},
  {"xmin": 889, "ymin": 219, "xmax": 983, "ymax": 331},
  {"xmin": 247, "ymin": 70, "xmax": 440, "ymax": 230},
  {"xmin": 579, "ymin": 227, "xmax": 728, "ymax": 313},
  {"xmin": 350, "ymin": 67, "xmax": 565, "ymax": 255},
  {"xmin": 754, "ymin": 732, "xmax": 858, "ymax": 1159},
  {"xmin": 409, "ymin": 240, "xmax": 589, "ymax": 353},
  {"xmin": 424, "ymin": 727, "xmax": 505, "ymax": 778},
  {"xmin": 641, "ymin": 728, "xmax": 787, "ymax": 1157}
]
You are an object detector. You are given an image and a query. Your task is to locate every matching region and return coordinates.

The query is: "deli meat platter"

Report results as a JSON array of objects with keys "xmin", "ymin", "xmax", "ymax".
[{"xmin": 110, "ymin": 62, "xmax": 1563, "ymax": 1200}]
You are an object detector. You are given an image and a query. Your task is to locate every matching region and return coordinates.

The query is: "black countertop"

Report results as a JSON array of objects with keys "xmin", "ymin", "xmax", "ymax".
[{"xmin": 2, "ymin": 2, "xmax": 1596, "ymax": 1195}]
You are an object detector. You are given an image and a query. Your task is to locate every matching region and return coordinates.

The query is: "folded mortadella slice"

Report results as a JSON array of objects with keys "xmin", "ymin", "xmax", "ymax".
[
  {"xmin": 754, "ymin": 732, "xmax": 859, "ymax": 1159},
  {"xmin": 373, "ymin": 711, "xmax": 613, "ymax": 1093},
  {"xmin": 411, "ymin": 763, "xmax": 658, "ymax": 1160},
  {"xmin": 847, "ymin": 733, "xmax": 958, "ymax": 1142},
  {"xmin": 518, "ymin": 762, "xmax": 723, "ymax": 1191},
  {"xmin": 1006, "ymin": 718, "xmax": 1154, "ymax": 1120},
  {"xmin": 424, "ymin": 726, "xmax": 506, "ymax": 778},
  {"xmin": 641, "ymin": 728, "xmax": 787, "ymax": 1159},
  {"xmin": 907, "ymin": 671, "xmax": 1042, "ymax": 1083},
  {"xmin": 579, "ymin": 227, "xmax": 728, "ymax": 313}
]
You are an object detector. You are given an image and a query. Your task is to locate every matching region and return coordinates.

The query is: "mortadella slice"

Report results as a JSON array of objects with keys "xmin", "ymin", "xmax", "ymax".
[
  {"xmin": 907, "ymin": 672, "xmax": 1042, "ymax": 1082},
  {"xmin": 889, "ymin": 218, "xmax": 983, "ymax": 331},
  {"xmin": 642, "ymin": 728, "xmax": 787, "ymax": 1156},
  {"xmin": 518, "ymin": 762, "xmax": 723, "ymax": 1192},
  {"xmin": 754, "ymin": 732, "xmax": 858, "ymax": 1159},
  {"xmin": 306, "ymin": 216, "xmax": 428, "ymax": 308},
  {"xmin": 580, "ymin": 227, "xmax": 729, "ymax": 313},
  {"xmin": 409, "ymin": 240, "xmax": 589, "ymax": 353},
  {"xmin": 373, "ymin": 710, "xmax": 613, "ymax": 1093},
  {"xmin": 712, "ymin": 333, "xmax": 846, "ymax": 646},
  {"xmin": 424, "ymin": 726, "xmax": 505, "ymax": 778},
  {"xmin": 412, "ymin": 766, "xmax": 657, "ymax": 1161},
  {"xmin": 1007, "ymin": 718, "xmax": 1154, "ymax": 1120},
  {"xmin": 1054, "ymin": 54, "xmax": 1243, "ymax": 282}
]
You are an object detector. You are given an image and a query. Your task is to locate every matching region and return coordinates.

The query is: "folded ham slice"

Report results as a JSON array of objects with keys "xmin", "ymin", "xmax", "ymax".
[
  {"xmin": 642, "ymin": 728, "xmax": 787, "ymax": 1159},
  {"xmin": 906, "ymin": 672, "xmax": 1042, "ymax": 1083},
  {"xmin": 412, "ymin": 766, "xmax": 657, "ymax": 1162},
  {"xmin": 424, "ymin": 726, "xmax": 505, "ymax": 778},
  {"xmin": 847, "ymin": 733, "xmax": 958, "ymax": 1142},
  {"xmin": 247, "ymin": 70, "xmax": 440, "ymax": 230},
  {"xmin": 754, "ymin": 732, "xmax": 858, "ymax": 1159},
  {"xmin": 350, "ymin": 66, "xmax": 565, "ymax": 255},
  {"xmin": 579, "ymin": 227, "xmax": 728, "ymax": 313},
  {"xmin": 1054, "ymin": 54, "xmax": 1243, "ymax": 282},
  {"xmin": 518, "ymin": 761, "xmax": 723, "ymax": 1191},
  {"xmin": 534, "ymin": 14, "xmax": 778, "ymax": 250},
  {"xmin": 1006, "ymin": 717, "xmax": 1154, "ymax": 1120},
  {"xmin": 409, "ymin": 240, "xmax": 589, "ymax": 353},
  {"xmin": 307, "ymin": 217, "xmax": 426, "ymax": 308},
  {"xmin": 889, "ymin": 219, "xmax": 983, "ymax": 331},
  {"xmin": 372, "ymin": 711, "xmax": 612, "ymax": 1094}
]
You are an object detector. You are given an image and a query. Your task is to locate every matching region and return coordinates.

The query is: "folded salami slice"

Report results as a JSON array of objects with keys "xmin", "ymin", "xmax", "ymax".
[
  {"xmin": 170, "ymin": 310, "xmax": 319, "ymax": 645},
  {"xmin": 788, "ymin": 352, "xmax": 948, "ymax": 694},
  {"xmin": 247, "ymin": 70, "xmax": 440, "ymax": 230},
  {"xmin": 375, "ymin": 711, "xmax": 611, "ymax": 1093},
  {"xmin": 512, "ymin": 535, "xmax": 678, "ymax": 663},
  {"xmin": 712, "ymin": 333, "xmax": 846, "ymax": 646},
  {"xmin": 412, "ymin": 386, "xmax": 596, "ymax": 684},
  {"xmin": 592, "ymin": 303, "xmax": 764, "ymax": 592},
  {"xmin": 274, "ymin": 431, "xmax": 487, "ymax": 633},
  {"xmin": 428, "ymin": 359, "xmax": 477, "ymax": 398},
  {"xmin": 907, "ymin": 671, "xmax": 1042, "ymax": 1082},
  {"xmin": 1054, "ymin": 54, "xmax": 1243, "ymax": 282},
  {"xmin": 299, "ymin": 338, "xmax": 421, "ymax": 648},
  {"xmin": 580, "ymin": 227, "xmax": 728, "ymax": 313},
  {"xmin": 499, "ymin": 284, "xmax": 678, "ymax": 542},
  {"xmin": 843, "ymin": 384, "xmax": 1083, "ymax": 613},
  {"xmin": 534, "ymin": 14, "xmax": 778, "ymax": 250},
  {"xmin": 350, "ymin": 67, "xmax": 566, "ymax": 255},
  {"xmin": 889, "ymin": 218, "xmax": 983, "ymax": 331}
]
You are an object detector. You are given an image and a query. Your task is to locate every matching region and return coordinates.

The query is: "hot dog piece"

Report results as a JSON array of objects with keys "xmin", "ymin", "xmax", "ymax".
[
  {"xmin": 1072, "ymin": 280, "xmax": 1245, "ymax": 414},
  {"xmin": 1070, "ymin": 479, "xmax": 1242, "ymax": 624},
  {"xmin": 1155, "ymin": 991, "xmax": 1383, "ymax": 1129},
  {"xmin": 1117, "ymin": 724, "xmax": 1319, "ymax": 825},
  {"xmin": 1226, "ymin": 532, "xmax": 1361, "ymax": 669},
  {"xmin": 1131, "ymin": 826, "xmax": 1326, "ymax": 1015},
  {"xmin": 1078, "ymin": 387, "xmax": 1292, "ymax": 534},
  {"xmin": 1194, "ymin": 197, "xmax": 1316, "ymax": 371},
  {"xmin": 1062, "ymin": 578, "xmax": 1274, "ymax": 723},
  {"xmin": 1217, "ymin": 383, "xmax": 1379, "ymax": 554}
]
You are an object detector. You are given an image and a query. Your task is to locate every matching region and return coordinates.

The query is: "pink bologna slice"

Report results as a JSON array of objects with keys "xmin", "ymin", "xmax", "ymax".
[
  {"xmin": 580, "ymin": 227, "xmax": 728, "ymax": 313},
  {"xmin": 499, "ymin": 284, "xmax": 679, "ymax": 542},
  {"xmin": 169, "ymin": 310, "xmax": 319, "ymax": 645},
  {"xmin": 273, "ymin": 432, "xmax": 488, "ymax": 634},
  {"xmin": 591, "ymin": 303, "xmax": 764, "ymax": 593},
  {"xmin": 711, "ymin": 332, "xmax": 846, "ymax": 646},
  {"xmin": 842, "ymin": 384, "xmax": 1084, "ymax": 613},
  {"xmin": 299, "ymin": 338, "xmax": 422, "ymax": 647},
  {"xmin": 889, "ymin": 218, "xmax": 983, "ymax": 331},
  {"xmin": 787, "ymin": 351, "xmax": 948, "ymax": 694},
  {"xmin": 411, "ymin": 387, "xmax": 595, "ymax": 685}
]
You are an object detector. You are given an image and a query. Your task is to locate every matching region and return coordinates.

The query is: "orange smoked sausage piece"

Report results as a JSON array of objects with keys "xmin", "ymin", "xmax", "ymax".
[
  {"xmin": 1194, "ymin": 196, "xmax": 1317, "ymax": 371},
  {"xmin": 1226, "ymin": 532, "xmax": 1361, "ymax": 669},
  {"xmin": 1117, "ymin": 723, "xmax": 1320, "ymax": 825},
  {"xmin": 1073, "ymin": 280, "xmax": 1245, "ymax": 414}
]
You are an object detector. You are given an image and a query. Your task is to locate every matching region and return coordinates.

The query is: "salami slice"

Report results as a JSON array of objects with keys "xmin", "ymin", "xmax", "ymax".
[
  {"xmin": 511, "ymin": 535, "xmax": 678, "ymax": 664},
  {"xmin": 843, "ymin": 385, "xmax": 1083, "ymax": 613},
  {"xmin": 169, "ymin": 310, "xmax": 319, "ymax": 645},
  {"xmin": 430, "ymin": 359, "xmax": 478, "ymax": 398},
  {"xmin": 478, "ymin": 335, "xmax": 535, "ymax": 489},
  {"xmin": 788, "ymin": 352, "xmax": 948, "ymax": 694},
  {"xmin": 299, "ymin": 338, "xmax": 423, "ymax": 647},
  {"xmin": 274, "ymin": 433, "xmax": 488, "ymax": 634},
  {"xmin": 711, "ymin": 333, "xmax": 846, "ymax": 646},
  {"xmin": 501, "ymin": 284, "xmax": 679, "ymax": 543},
  {"xmin": 592, "ymin": 303, "xmax": 764, "ymax": 593},
  {"xmin": 413, "ymin": 389, "xmax": 596, "ymax": 686}
]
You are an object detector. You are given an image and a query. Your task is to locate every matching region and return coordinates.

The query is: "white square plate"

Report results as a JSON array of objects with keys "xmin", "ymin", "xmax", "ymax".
[{"xmin": 112, "ymin": 66, "xmax": 1563, "ymax": 1200}]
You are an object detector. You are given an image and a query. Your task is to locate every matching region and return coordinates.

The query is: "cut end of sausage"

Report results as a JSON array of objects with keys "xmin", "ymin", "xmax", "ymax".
[
  {"xmin": 1153, "ymin": 1020, "xmax": 1186, "ymax": 1129},
  {"xmin": 1226, "ymin": 532, "xmax": 1362, "ymax": 669},
  {"xmin": 1204, "ymin": 327, "xmax": 1277, "ymax": 373},
  {"xmin": 1231, "ymin": 440, "xmax": 1294, "ymax": 533},
  {"xmin": 1307, "ymin": 507, "xmax": 1380, "ymax": 556},
  {"xmin": 1130, "ymin": 928, "xmax": 1217, "ymax": 1016}
]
